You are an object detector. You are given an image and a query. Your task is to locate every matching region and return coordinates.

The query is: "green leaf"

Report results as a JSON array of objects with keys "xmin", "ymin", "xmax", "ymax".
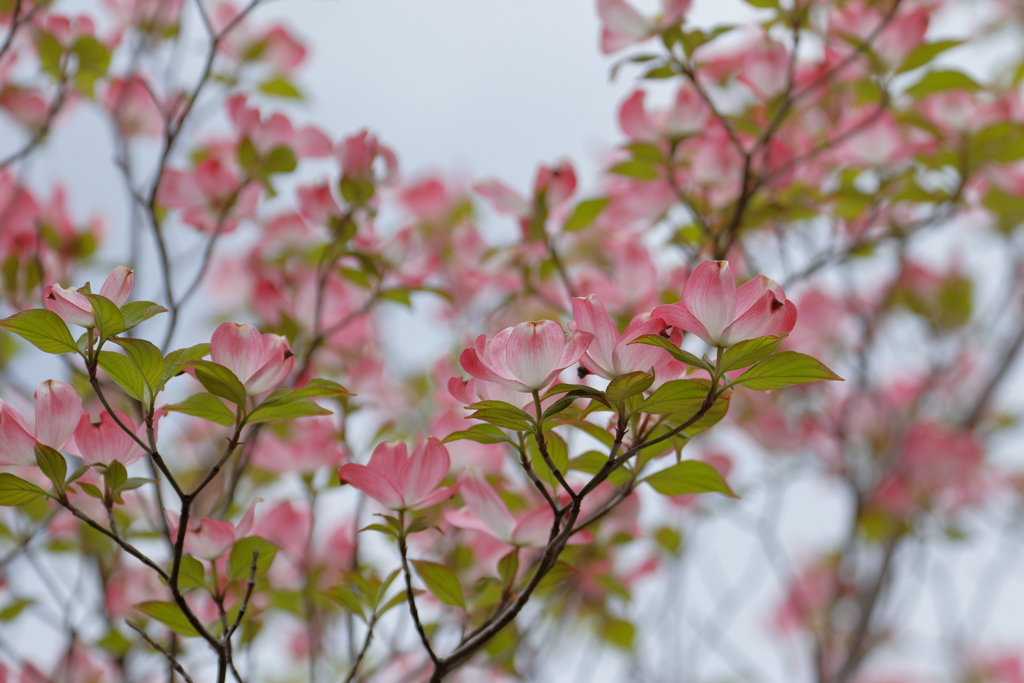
[
  {"xmin": 0, "ymin": 309, "xmax": 79, "ymax": 355},
  {"xmin": 609, "ymin": 160, "xmax": 659, "ymax": 180},
  {"xmin": 177, "ymin": 555, "xmax": 206, "ymax": 590},
  {"xmin": 262, "ymin": 146, "xmax": 298, "ymax": 176},
  {"xmin": 467, "ymin": 400, "xmax": 535, "ymax": 432},
  {"xmin": 643, "ymin": 461, "xmax": 737, "ymax": 498},
  {"xmin": 720, "ymin": 335, "xmax": 783, "ymax": 372},
  {"xmin": 441, "ymin": 424, "xmax": 511, "ymax": 445},
  {"xmin": 605, "ymin": 371, "xmax": 654, "ymax": 406},
  {"xmin": 734, "ymin": 351, "xmax": 843, "ymax": 391},
  {"xmin": 37, "ymin": 32, "xmax": 64, "ymax": 79},
  {"xmin": 655, "ymin": 526, "xmax": 683, "ymax": 554},
  {"xmin": 246, "ymin": 398, "xmax": 332, "ymax": 424},
  {"xmin": 905, "ymin": 70, "xmax": 980, "ymax": 98},
  {"xmin": 160, "ymin": 344, "xmax": 210, "ymax": 388},
  {"xmin": 262, "ymin": 379, "xmax": 354, "ymax": 404},
  {"xmin": 258, "ymin": 76, "xmax": 303, "ymax": 99},
  {"xmin": 119, "ymin": 301, "xmax": 167, "ymax": 332},
  {"xmin": 627, "ymin": 334, "xmax": 713, "ymax": 371},
  {"xmin": 98, "ymin": 350, "xmax": 149, "ymax": 403},
  {"xmin": 110, "ymin": 338, "xmax": 164, "ymax": 390},
  {"xmin": 411, "ymin": 559, "xmax": 465, "ymax": 609},
  {"xmin": 0, "ymin": 473, "xmax": 47, "ymax": 506},
  {"xmin": 79, "ymin": 482, "xmax": 103, "ymax": 500},
  {"xmin": 228, "ymin": 536, "xmax": 278, "ymax": 581},
  {"xmin": 497, "ymin": 549, "xmax": 519, "ymax": 587},
  {"xmin": 897, "ymin": 40, "xmax": 962, "ymax": 74},
  {"xmin": 0, "ymin": 598, "xmax": 32, "ymax": 621},
  {"xmin": 563, "ymin": 198, "xmax": 610, "ymax": 232},
  {"xmin": 179, "ymin": 360, "xmax": 247, "ymax": 406},
  {"xmin": 105, "ymin": 461, "xmax": 127, "ymax": 494},
  {"xmin": 34, "ymin": 444, "xmax": 67, "ymax": 496},
  {"xmin": 165, "ymin": 392, "xmax": 237, "ymax": 426},
  {"xmin": 602, "ymin": 618, "xmax": 636, "ymax": 650},
  {"xmin": 133, "ymin": 601, "xmax": 200, "ymax": 637},
  {"xmin": 638, "ymin": 379, "xmax": 709, "ymax": 414},
  {"xmin": 83, "ymin": 294, "xmax": 125, "ymax": 340},
  {"xmin": 322, "ymin": 584, "xmax": 365, "ymax": 620},
  {"xmin": 70, "ymin": 35, "xmax": 111, "ymax": 98}
]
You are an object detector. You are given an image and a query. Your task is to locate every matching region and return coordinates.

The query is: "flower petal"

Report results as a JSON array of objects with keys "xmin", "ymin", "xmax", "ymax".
[
  {"xmin": 338, "ymin": 463, "xmax": 405, "ymax": 509},
  {"xmin": 0, "ymin": 401, "xmax": 38, "ymax": 466},
  {"xmin": 457, "ymin": 472, "xmax": 516, "ymax": 543},
  {"xmin": 33, "ymin": 380, "xmax": 82, "ymax": 451},
  {"xmin": 572, "ymin": 295, "xmax": 619, "ymax": 377},
  {"xmin": 210, "ymin": 323, "xmax": 265, "ymax": 384},
  {"xmin": 98, "ymin": 267, "xmax": 135, "ymax": 307},
  {"xmin": 402, "ymin": 438, "xmax": 451, "ymax": 507},
  {"xmin": 681, "ymin": 260, "xmax": 737, "ymax": 345},
  {"xmin": 652, "ymin": 302, "xmax": 715, "ymax": 347}
]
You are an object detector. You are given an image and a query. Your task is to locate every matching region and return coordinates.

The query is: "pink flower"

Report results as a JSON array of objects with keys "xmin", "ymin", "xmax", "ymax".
[
  {"xmin": 0, "ymin": 380, "xmax": 82, "ymax": 466},
  {"xmin": 168, "ymin": 498, "xmax": 260, "ymax": 560},
  {"xmin": 598, "ymin": 0, "xmax": 690, "ymax": 54},
  {"xmin": 652, "ymin": 260, "xmax": 797, "ymax": 348},
  {"xmin": 104, "ymin": 76, "xmax": 163, "ymax": 138},
  {"xmin": 445, "ymin": 473, "xmax": 590, "ymax": 548},
  {"xmin": 210, "ymin": 322, "xmax": 295, "ymax": 395},
  {"xmin": 227, "ymin": 95, "xmax": 332, "ymax": 158},
  {"xmin": 336, "ymin": 130, "xmax": 398, "ymax": 185},
  {"xmin": 337, "ymin": 439, "xmax": 458, "ymax": 511},
  {"xmin": 70, "ymin": 409, "xmax": 149, "ymax": 466},
  {"xmin": 43, "ymin": 266, "xmax": 134, "ymax": 327},
  {"xmin": 618, "ymin": 86, "xmax": 710, "ymax": 141},
  {"xmin": 460, "ymin": 321, "xmax": 593, "ymax": 394},
  {"xmin": 571, "ymin": 294, "xmax": 676, "ymax": 379}
]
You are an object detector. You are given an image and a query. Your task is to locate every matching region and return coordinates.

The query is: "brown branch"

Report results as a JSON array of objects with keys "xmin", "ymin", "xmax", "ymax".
[{"xmin": 127, "ymin": 620, "xmax": 196, "ymax": 683}]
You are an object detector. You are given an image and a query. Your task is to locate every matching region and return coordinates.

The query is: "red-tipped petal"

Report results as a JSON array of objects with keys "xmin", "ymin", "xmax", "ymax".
[
  {"xmin": 98, "ymin": 266, "xmax": 134, "ymax": 307},
  {"xmin": 652, "ymin": 302, "xmax": 715, "ymax": 347},
  {"xmin": 572, "ymin": 295, "xmax": 619, "ymax": 376}
]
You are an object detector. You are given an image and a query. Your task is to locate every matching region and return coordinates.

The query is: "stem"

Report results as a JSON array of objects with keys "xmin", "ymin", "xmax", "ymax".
[{"xmin": 398, "ymin": 511, "xmax": 441, "ymax": 666}]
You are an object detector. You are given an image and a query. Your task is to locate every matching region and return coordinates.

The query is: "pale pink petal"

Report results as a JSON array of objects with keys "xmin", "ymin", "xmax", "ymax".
[
  {"xmin": 367, "ymin": 442, "xmax": 410, "ymax": 492},
  {"xmin": 43, "ymin": 284, "xmax": 94, "ymax": 327},
  {"xmin": 444, "ymin": 508, "xmax": 502, "ymax": 539},
  {"xmin": 458, "ymin": 473, "xmax": 516, "ymax": 543},
  {"xmin": 185, "ymin": 519, "xmax": 237, "ymax": 560},
  {"xmin": 338, "ymin": 463, "xmax": 405, "ymax": 509},
  {"xmin": 0, "ymin": 401, "xmax": 39, "ymax": 466},
  {"xmin": 762, "ymin": 299, "xmax": 798, "ymax": 338},
  {"xmin": 73, "ymin": 410, "xmax": 140, "ymax": 466},
  {"xmin": 734, "ymin": 274, "xmax": 772, "ymax": 315},
  {"xmin": 473, "ymin": 179, "xmax": 530, "ymax": 218},
  {"xmin": 501, "ymin": 321, "xmax": 567, "ymax": 391},
  {"xmin": 618, "ymin": 91, "xmax": 656, "ymax": 141},
  {"xmin": 510, "ymin": 507, "xmax": 555, "ymax": 547},
  {"xmin": 555, "ymin": 329, "xmax": 594, "ymax": 373},
  {"xmin": 598, "ymin": 0, "xmax": 652, "ymax": 54},
  {"xmin": 98, "ymin": 266, "xmax": 134, "ymax": 306},
  {"xmin": 294, "ymin": 126, "xmax": 333, "ymax": 158},
  {"xmin": 652, "ymin": 302, "xmax": 716, "ymax": 347},
  {"xmin": 402, "ymin": 438, "xmax": 451, "ymax": 506},
  {"xmin": 724, "ymin": 290, "xmax": 786, "ymax": 350},
  {"xmin": 210, "ymin": 323, "xmax": 265, "ymax": 385},
  {"xmin": 659, "ymin": 0, "xmax": 691, "ymax": 25},
  {"xmin": 447, "ymin": 377, "xmax": 476, "ymax": 405},
  {"xmin": 573, "ymin": 295, "xmax": 620, "ymax": 377},
  {"xmin": 33, "ymin": 380, "xmax": 82, "ymax": 450},
  {"xmin": 613, "ymin": 317, "xmax": 671, "ymax": 374},
  {"xmin": 242, "ymin": 334, "xmax": 294, "ymax": 395},
  {"xmin": 234, "ymin": 497, "xmax": 262, "ymax": 538},
  {"xmin": 409, "ymin": 483, "xmax": 460, "ymax": 511},
  {"xmin": 460, "ymin": 341, "xmax": 531, "ymax": 393},
  {"xmin": 681, "ymin": 260, "xmax": 737, "ymax": 344}
]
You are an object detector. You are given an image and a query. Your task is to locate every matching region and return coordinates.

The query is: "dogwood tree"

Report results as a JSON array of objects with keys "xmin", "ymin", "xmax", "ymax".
[{"xmin": 0, "ymin": 0, "xmax": 1022, "ymax": 682}]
